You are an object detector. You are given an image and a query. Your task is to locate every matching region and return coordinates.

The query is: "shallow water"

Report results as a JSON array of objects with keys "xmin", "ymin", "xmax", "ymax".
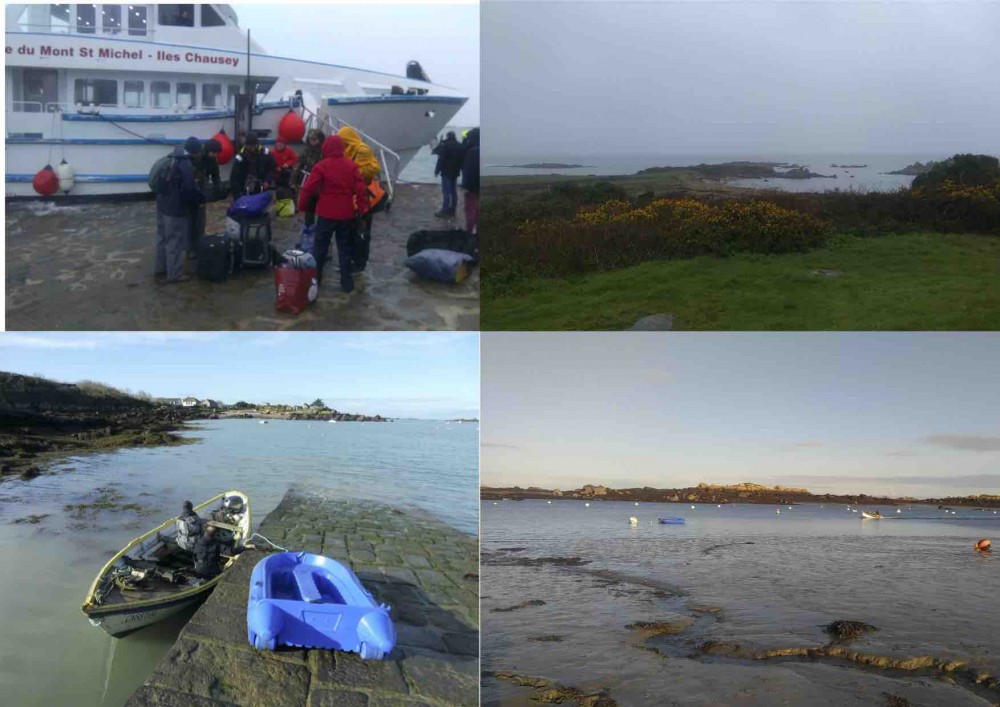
[
  {"xmin": 484, "ymin": 153, "xmax": 943, "ymax": 193},
  {"xmin": 0, "ymin": 418, "xmax": 477, "ymax": 706},
  {"xmin": 482, "ymin": 500, "xmax": 1000, "ymax": 706}
]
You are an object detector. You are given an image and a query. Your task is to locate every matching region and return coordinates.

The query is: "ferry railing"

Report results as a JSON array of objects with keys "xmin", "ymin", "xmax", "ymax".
[
  {"xmin": 9, "ymin": 23, "xmax": 153, "ymax": 37},
  {"xmin": 11, "ymin": 101, "xmax": 44, "ymax": 113},
  {"xmin": 325, "ymin": 115, "xmax": 402, "ymax": 204}
]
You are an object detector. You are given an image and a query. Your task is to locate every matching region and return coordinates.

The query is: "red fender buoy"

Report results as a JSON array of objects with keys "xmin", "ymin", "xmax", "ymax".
[
  {"xmin": 213, "ymin": 129, "xmax": 235, "ymax": 165},
  {"xmin": 976, "ymin": 538, "xmax": 992, "ymax": 552},
  {"xmin": 278, "ymin": 110, "xmax": 306, "ymax": 144},
  {"xmin": 32, "ymin": 165, "xmax": 59, "ymax": 196}
]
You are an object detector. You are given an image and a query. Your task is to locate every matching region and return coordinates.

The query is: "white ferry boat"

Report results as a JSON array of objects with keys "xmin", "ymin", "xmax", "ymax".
[{"xmin": 4, "ymin": 4, "xmax": 467, "ymax": 198}]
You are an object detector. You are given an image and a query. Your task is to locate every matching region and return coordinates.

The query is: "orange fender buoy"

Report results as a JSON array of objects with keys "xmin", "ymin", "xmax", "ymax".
[
  {"xmin": 32, "ymin": 165, "xmax": 59, "ymax": 196},
  {"xmin": 213, "ymin": 129, "xmax": 235, "ymax": 165},
  {"xmin": 975, "ymin": 538, "xmax": 991, "ymax": 552},
  {"xmin": 278, "ymin": 110, "xmax": 306, "ymax": 144}
]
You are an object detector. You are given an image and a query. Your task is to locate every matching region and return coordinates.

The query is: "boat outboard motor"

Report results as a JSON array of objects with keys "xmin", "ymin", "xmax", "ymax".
[
  {"xmin": 406, "ymin": 60, "xmax": 431, "ymax": 82},
  {"xmin": 223, "ymin": 495, "xmax": 244, "ymax": 514}
]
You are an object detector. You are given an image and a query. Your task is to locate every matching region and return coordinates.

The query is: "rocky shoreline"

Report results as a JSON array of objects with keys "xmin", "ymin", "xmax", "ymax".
[
  {"xmin": 480, "ymin": 482, "xmax": 1000, "ymax": 508},
  {"xmin": 220, "ymin": 410, "xmax": 390, "ymax": 422},
  {"xmin": 0, "ymin": 405, "xmax": 204, "ymax": 479},
  {"xmin": 637, "ymin": 161, "xmax": 836, "ymax": 180}
]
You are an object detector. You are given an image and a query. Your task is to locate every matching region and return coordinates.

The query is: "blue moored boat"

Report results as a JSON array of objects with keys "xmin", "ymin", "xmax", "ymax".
[
  {"xmin": 247, "ymin": 552, "xmax": 395, "ymax": 658},
  {"xmin": 658, "ymin": 517, "xmax": 686, "ymax": 525}
]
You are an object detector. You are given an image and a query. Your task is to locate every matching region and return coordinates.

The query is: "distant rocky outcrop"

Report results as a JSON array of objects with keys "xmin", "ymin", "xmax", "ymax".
[
  {"xmin": 506, "ymin": 162, "xmax": 590, "ymax": 169},
  {"xmin": 830, "ymin": 164, "xmax": 867, "ymax": 169},
  {"xmin": 637, "ymin": 162, "xmax": 835, "ymax": 181},
  {"xmin": 480, "ymin": 482, "xmax": 1000, "ymax": 508},
  {"xmin": 883, "ymin": 161, "xmax": 936, "ymax": 176}
]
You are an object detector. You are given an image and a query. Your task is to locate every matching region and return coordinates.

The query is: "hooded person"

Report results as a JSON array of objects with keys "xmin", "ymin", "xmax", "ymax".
[
  {"xmin": 293, "ymin": 128, "xmax": 326, "ymax": 225},
  {"xmin": 297, "ymin": 134, "xmax": 370, "ymax": 292},
  {"xmin": 230, "ymin": 134, "xmax": 276, "ymax": 197},
  {"xmin": 461, "ymin": 128, "xmax": 480, "ymax": 234},
  {"xmin": 337, "ymin": 126, "xmax": 384, "ymax": 273},
  {"xmin": 433, "ymin": 131, "xmax": 465, "ymax": 217},
  {"xmin": 154, "ymin": 137, "xmax": 205, "ymax": 283}
]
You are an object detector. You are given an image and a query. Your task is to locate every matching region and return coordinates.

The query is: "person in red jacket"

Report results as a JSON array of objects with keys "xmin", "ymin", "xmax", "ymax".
[
  {"xmin": 271, "ymin": 139, "xmax": 298, "ymax": 192},
  {"xmin": 297, "ymin": 135, "xmax": 369, "ymax": 292}
]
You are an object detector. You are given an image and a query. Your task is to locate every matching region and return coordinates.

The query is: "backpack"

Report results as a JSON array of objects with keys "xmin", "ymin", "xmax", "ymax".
[
  {"xmin": 176, "ymin": 513, "xmax": 204, "ymax": 550},
  {"xmin": 148, "ymin": 153, "xmax": 174, "ymax": 194}
]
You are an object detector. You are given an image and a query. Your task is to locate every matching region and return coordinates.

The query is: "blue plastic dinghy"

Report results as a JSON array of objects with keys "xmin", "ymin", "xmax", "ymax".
[
  {"xmin": 247, "ymin": 552, "xmax": 395, "ymax": 658},
  {"xmin": 658, "ymin": 517, "xmax": 686, "ymax": 525}
]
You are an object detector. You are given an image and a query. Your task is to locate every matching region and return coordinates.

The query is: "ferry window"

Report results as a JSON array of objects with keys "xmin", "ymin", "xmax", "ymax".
[
  {"xmin": 128, "ymin": 5, "xmax": 147, "ymax": 36},
  {"xmin": 158, "ymin": 5, "xmax": 195, "ymax": 27},
  {"xmin": 227, "ymin": 85, "xmax": 241, "ymax": 109},
  {"xmin": 75, "ymin": 78, "xmax": 118, "ymax": 107},
  {"xmin": 176, "ymin": 82, "xmax": 196, "ymax": 109},
  {"xmin": 151, "ymin": 81, "xmax": 171, "ymax": 109},
  {"xmin": 103, "ymin": 5, "xmax": 122, "ymax": 34},
  {"xmin": 201, "ymin": 5, "xmax": 226, "ymax": 27},
  {"xmin": 50, "ymin": 4, "xmax": 71, "ymax": 32},
  {"xmin": 77, "ymin": 4, "xmax": 97, "ymax": 33},
  {"xmin": 202, "ymin": 84, "xmax": 223, "ymax": 109},
  {"xmin": 124, "ymin": 81, "xmax": 145, "ymax": 108}
]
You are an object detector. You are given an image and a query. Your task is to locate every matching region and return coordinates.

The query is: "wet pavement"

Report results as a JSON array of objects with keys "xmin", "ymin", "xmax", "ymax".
[{"xmin": 5, "ymin": 184, "xmax": 479, "ymax": 331}]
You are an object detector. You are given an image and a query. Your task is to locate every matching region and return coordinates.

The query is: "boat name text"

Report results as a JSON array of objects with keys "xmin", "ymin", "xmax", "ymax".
[{"xmin": 5, "ymin": 43, "xmax": 240, "ymax": 67}]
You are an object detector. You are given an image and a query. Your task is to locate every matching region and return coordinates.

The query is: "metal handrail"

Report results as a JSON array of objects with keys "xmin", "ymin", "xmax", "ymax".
[{"xmin": 9, "ymin": 23, "xmax": 153, "ymax": 37}]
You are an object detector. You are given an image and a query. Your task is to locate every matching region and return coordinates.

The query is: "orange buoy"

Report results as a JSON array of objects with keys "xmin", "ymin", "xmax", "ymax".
[
  {"xmin": 278, "ymin": 110, "xmax": 306, "ymax": 144},
  {"xmin": 975, "ymin": 538, "xmax": 992, "ymax": 552},
  {"xmin": 32, "ymin": 164, "xmax": 59, "ymax": 196},
  {"xmin": 213, "ymin": 129, "xmax": 235, "ymax": 165}
]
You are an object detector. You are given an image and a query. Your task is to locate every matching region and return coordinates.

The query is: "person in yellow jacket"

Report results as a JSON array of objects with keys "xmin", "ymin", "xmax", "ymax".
[{"xmin": 337, "ymin": 126, "xmax": 385, "ymax": 274}]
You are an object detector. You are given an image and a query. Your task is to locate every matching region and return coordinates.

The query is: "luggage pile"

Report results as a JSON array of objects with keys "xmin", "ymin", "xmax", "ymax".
[
  {"xmin": 403, "ymin": 229, "xmax": 479, "ymax": 284},
  {"xmin": 274, "ymin": 249, "xmax": 318, "ymax": 315},
  {"xmin": 198, "ymin": 192, "xmax": 275, "ymax": 282}
]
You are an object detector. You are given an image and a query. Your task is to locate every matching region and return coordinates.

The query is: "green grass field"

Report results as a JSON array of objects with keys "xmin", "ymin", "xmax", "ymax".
[{"xmin": 482, "ymin": 232, "xmax": 1000, "ymax": 330}]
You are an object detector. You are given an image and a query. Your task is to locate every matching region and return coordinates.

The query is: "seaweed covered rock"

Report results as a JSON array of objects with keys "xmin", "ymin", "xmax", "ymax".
[{"xmin": 826, "ymin": 620, "xmax": 878, "ymax": 641}]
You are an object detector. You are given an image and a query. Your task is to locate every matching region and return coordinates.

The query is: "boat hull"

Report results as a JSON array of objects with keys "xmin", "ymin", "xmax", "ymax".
[{"xmin": 87, "ymin": 591, "xmax": 209, "ymax": 638}]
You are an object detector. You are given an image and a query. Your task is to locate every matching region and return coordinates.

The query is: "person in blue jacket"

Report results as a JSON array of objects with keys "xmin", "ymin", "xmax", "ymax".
[{"xmin": 154, "ymin": 136, "xmax": 205, "ymax": 283}]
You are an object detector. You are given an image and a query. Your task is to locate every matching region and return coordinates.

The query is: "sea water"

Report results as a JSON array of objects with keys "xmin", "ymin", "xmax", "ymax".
[
  {"xmin": 483, "ymin": 500, "xmax": 1000, "ymax": 706},
  {"xmin": 484, "ymin": 153, "xmax": 948, "ymax": 193},
  {"xmin": 0, "ymin": 418, "xmax": 477, "ymax": 706}
]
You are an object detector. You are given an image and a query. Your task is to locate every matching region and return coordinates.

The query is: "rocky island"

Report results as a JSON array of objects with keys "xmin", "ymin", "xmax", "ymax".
[
  {"xmin": 481, "ymin": 481, "xmax": 1000, "ymax": 508},
  {"xmin": 637, "ymin": 161, "xmax": 836, "ymax": 180},
  {"xmin": 883, "ymin": 161, "xmax": 936, "ymax": 176},
  {"xmin": 505, "ymin": 162, "xmax": 591, "ymax": 169},
  {"xmin": 830, "ymin": 163, "xmax": 867, "ymax": 168}
]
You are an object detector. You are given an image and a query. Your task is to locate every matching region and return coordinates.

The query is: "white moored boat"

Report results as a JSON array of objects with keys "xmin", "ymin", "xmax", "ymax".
[
  {"xmin": 82, "ymin": 490, "xmax": 250, "ymax": 637},
  {"xmin": 5, "ymin": 4, "xmax": 467, "ymax": 198}
]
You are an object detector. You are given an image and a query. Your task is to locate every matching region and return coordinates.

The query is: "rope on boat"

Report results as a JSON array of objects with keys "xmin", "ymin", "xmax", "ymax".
[{"xmin": 249, "ymin": 532, "xmax": 288, "ymax": 552}]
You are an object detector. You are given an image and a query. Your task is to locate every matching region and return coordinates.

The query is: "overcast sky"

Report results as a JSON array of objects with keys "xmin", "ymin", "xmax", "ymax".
[
  {"xmin": 483, "ymin": 0, "xmax": 1000, "ymax": 159},
  {"xmin": 482, "ymin": 333, "xmax": 1000, "ymax": 498},
  {"xmin": 0, "ymin": 332, "xmax": 479, "ymax": 419},
  {"xmin": 236, "ymin": 1, "xmax": 479, "ymax": 124}
]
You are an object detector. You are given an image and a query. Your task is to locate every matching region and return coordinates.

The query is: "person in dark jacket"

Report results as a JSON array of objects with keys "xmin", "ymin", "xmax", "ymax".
[
  {"xmin": 293, "ymin": 128, "xmax": 326, "ymax": 226},
  {"xmin": 297, "ymin": 135, "xmax": 370, "ymax": 292},
  {"xmin": 200, "ymin": 139, "xmax": 222, "ymax": 197},
  {"xmin": 433, "ymin": 131, "xmax": 465, "ymax": 217},
  {"xmin": 175, "ymin": 500, "xmax": 203, "ymax": 552},
  {"xmin": 461, "ymin": 128, "xmax": 480, "ymax": 234},
  {"xmin": 155, "ymin": 137, "xmax": 205, "ymax": 283},
  {"xmin": 192, "ymin": 525, "xmax": 222, "ymax": 579},
  {"xmin": 230, "ymin": 134, "xmax": 276, "ymax": 197}
]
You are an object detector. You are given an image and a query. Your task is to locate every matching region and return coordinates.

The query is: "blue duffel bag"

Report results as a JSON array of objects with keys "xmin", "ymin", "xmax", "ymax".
[
  {"xmin": 404, "ymin": 248, "xmax": 476, "ymax": 284},
  {"xmin": 227, "ymin": 191, "xmax": 273, "ymax": 220}
]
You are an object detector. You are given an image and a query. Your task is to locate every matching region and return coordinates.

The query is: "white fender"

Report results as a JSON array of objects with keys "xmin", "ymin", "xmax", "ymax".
[{"xmin": 56, "ymin": 160, "xmax": 75, "ymax": 194}]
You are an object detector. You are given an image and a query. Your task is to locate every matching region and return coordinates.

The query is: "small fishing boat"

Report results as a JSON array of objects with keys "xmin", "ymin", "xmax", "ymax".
[
  {"xmin": 658, "ymin": 517, "xmax": 685, "ymax": 525},
  {"xmin": 247, "ymin": 552, "xmax": 395, "ymax": 658},
  {"xmin": 628, "ymin": 516, "xmax": 638, "ymax": 526},
  {"xmin": 862, "ymin": 511, "xmax": 883, "ymax": 520},
  {"xmin": 82, "ymin": 490, "xmax": 251, "ymax": 637}
]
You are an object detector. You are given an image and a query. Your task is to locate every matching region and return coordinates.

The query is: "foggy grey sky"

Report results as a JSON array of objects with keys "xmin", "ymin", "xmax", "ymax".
[
  {"xmin": 237, "ymin": 2, "xmax": 479, "ymax": 124},
  {"xmin": 483, "ymin": 1, "xmax": 1000, "ymax": 159}
]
